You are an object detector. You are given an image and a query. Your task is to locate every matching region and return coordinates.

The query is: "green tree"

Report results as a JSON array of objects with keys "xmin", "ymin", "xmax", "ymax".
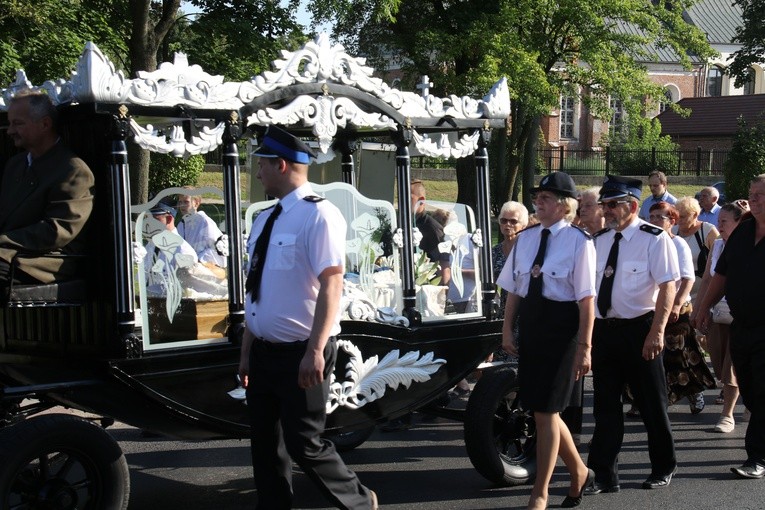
[
  {"xmin": 311, "ymin": 0, "xmax": 714, "ymax": 210},
  {"xmin": 181, "ymin": 0, "xmax": 306, "ymax": 82},
  {"xmin": 0, "ymin": 0, "xmax": 127, "ymax": 84},
  {"xmin": 602, "ymin": 117, "xmax": 680, "ymax": 176},
  {"xmin": 724, "ymin": 116, "xmax": 765, "ymax": 202},
  {"xmin": 729, "ymin": 0, "xmax": 765, "ymax": 87},
  {"xmin": 149, "ymin": 154, "xmax": 206, "ymax": 193}
]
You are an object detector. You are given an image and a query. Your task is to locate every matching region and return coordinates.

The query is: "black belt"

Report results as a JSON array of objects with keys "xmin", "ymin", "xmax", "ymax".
[
  {"xmin": 254, "ymin": 337, "xmax": 308, "ymax": 352},
  {"xmin": 596, "ymin": 311, "xmax": 653, "ymax": 326}
]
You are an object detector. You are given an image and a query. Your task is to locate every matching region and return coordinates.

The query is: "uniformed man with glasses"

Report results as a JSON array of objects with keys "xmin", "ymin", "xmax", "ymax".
[{"xmin": 585, "ymin": 175, "xmax": 681, "ymax": 496}]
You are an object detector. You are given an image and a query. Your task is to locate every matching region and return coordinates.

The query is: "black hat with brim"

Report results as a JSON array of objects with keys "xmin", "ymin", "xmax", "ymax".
[
  {"xmin": 599, "ymin": 175, "xmax": 643, "ymax": 201},
  {"xmin": 531, "ymin": 172, "xmax": 578, "ymax": 199},
  {"xmin": 252, "ymin": 125, "xmax": 317, "ymax": 164}
]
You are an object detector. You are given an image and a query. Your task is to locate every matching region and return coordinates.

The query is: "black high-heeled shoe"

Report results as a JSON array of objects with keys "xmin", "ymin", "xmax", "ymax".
[{"xmin": 561, "ymin": 469, "xmax": 595, "ymax": 508}]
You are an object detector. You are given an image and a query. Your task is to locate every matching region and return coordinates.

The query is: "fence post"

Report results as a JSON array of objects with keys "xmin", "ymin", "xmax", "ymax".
[
  {"xmin": 559, "ymin": 146, "xmax": 565, "ymax": 173},
  {"xmin": 651, "ymin": 147, "xmax": 656, "ymax": 172},
  {"xmin": 605, "ymin": 146, "xmax": 610, "ymax": 175},
  {"xmin": 696, "ymin": 147, "xmax": 702, "ymax": 177}
]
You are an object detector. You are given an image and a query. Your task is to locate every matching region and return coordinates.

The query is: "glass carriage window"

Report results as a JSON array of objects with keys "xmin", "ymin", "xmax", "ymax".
[
  {"xmin": 133, "ymin": 187, "xmax": 229, "ymax": 350},
  {"xmin": 560, "ymin": 96, "xmax": 576, "ymax": 139}
]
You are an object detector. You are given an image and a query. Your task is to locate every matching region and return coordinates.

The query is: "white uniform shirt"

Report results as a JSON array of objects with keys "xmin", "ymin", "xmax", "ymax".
[
  {"xmin": 594, "ymin": 217, "xmax": 679, "ymax": 319},
  {"xmin": 177, "ymin": 210, "xmax": 226, "ymax": 267},
  {"xmin": 244, "ymin": 183, "xmax": 346, "ymax": 343},
  {"xmin": 497, "ymin": 220, "xmax": 596, "ymax": 303},
  {"xmin": 672, "ymin": 235, "xmax": 695, "ymax": 290}
]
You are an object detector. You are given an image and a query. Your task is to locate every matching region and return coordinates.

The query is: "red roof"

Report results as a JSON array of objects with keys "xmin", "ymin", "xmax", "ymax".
[{"xmin": 658, "ymin": 94, "xmax": 765, "ymax": 137}]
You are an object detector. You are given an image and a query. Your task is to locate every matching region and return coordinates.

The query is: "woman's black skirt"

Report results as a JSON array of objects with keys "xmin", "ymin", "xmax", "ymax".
[{"xmin": 517, "ymin": 297, "xmax": 579, "ymax": 413}]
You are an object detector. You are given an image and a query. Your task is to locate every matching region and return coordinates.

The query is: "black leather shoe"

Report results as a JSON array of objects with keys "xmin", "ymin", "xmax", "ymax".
[
  {"xmin": 642, "ymin": 467, "xmax": 677, "ymax": 489},
  {"xmin": 561, "ymin": 469, "xmax": 595, "ymax": 507},
  {"xmin": 583, "ymin": 481, "xmax": 620, "ymax": 495},
  {"xmin": 731, "ymin": 463, "xmax": 765, "ymax": 479}
]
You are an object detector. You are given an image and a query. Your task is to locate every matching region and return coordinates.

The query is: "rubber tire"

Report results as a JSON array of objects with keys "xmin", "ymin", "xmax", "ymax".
[
  {"xmin": 0, "ymin": 413, "xmax": 130, "ymax": 510},
  {"xmin": 464, "ymin": 365, "xmax": 536, "ymax": 486},
  {"xmin": 323, "ymin": 425, "xmax": 375, "ymax": 452}
]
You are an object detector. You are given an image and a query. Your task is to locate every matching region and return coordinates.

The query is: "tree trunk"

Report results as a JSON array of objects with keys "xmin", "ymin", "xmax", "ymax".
[
  {"xmin": 127, "ymin": 0, "xmax": 181, "ymax": 204},
  {"xmin": 521, "ymin": 116, "xmax": 541, "ymax": 209}
]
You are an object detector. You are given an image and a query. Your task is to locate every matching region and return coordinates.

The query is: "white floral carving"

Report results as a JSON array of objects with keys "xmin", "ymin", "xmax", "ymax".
[
  {"xmin": 247, "ymin": 94, "xmax": 396, "ymax": 153},
  {"xmin": 129, "ymin": 119, "xmax": 225, "ymax": 157},
  {"xmin": 412, "ymin": 130, "xmax": 480, "ymax": 159},
  {"xmin": 326, "ymin": 339, "xmax": 446, "ymax": 413}
]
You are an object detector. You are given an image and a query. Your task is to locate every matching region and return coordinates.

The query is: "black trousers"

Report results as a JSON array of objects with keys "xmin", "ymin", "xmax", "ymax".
[
  {"xmin": 587, "ymin": 314, "xmax": 677, "ymax": 485},
  {"xmin": 730, "ymin": 321, "xmax": 765, "ymax": 466},
  {"xmin": 246, "ymin": 337, "xmax": 371, "ymax": 510}
]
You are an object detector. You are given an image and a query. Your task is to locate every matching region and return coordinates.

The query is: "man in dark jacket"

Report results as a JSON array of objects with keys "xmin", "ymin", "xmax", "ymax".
[{"xmin": 0, "ymin": 90, "xmax": 95, "ymax": 291}]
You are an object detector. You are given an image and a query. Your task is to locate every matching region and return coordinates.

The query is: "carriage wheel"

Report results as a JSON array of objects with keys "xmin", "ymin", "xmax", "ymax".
[
  {"xmin": 324, "ymin": 425, "xmax": 376, "ymax": 452},
  {"xmin": 464, "ymin": 365, "xmax": 536, "ymax": 486},
  {"xmin": 0, "ymin": 414, "xmax": 130, "ymax": 510}
]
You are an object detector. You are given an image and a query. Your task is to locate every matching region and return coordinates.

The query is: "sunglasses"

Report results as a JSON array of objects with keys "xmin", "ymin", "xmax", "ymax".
[
  {"xmin": 499, "ymin": 217, "xmax": 521, "ymax": 225},
  {"xmin": 599, "ymin": 200, "xmax": 630, "ymax": 209}
]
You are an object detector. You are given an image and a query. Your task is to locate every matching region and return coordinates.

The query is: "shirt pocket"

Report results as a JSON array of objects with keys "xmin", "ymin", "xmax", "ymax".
[
  {"xmin": 269, "ymin": 233, "xmax": 297, "ymax": 270},
  {"xmin": 621, "ymin": 260, "xmax": 648, "ymax": 293}
]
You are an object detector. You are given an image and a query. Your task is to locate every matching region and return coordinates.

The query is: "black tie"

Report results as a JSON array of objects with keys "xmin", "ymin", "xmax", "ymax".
[
  {"xmin": 245, "ymin": 203, "xmax": 282, "ymax": 302},
  {"xmin": 597, "ymin": 232, "xmax": 622, "ymax": 317},
  {"xmin": 526, "ymin": 228, "xmax": 551, "ymax": 307}
]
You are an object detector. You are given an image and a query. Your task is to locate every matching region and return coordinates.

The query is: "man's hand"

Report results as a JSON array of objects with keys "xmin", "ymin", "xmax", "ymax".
[
  {"xmin": 298, "ymin": 349, "xmax": 325, "ymax": 389},
  {"xmin": 642, "ymin": 329, "xmax": 665, "ymax": 361},
  {"xmin": 238, "ymin": 349, "xmax": 250, "ymax": 389}
]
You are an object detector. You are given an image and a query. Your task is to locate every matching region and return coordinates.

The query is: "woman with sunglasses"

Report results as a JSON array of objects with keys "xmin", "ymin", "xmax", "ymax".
[
  {"xmin": 692, "ymin": 199, "xmax": 750, "ymax": 433},
  {"xmin": 493, "ymin": 201, "xmax": 530, "ymax": 314}
]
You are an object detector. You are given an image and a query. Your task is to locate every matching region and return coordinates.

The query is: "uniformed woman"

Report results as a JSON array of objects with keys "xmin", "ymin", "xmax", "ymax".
[{"xmin": 497, "ymin": 172, "xmax": 596, "ymax": 509}]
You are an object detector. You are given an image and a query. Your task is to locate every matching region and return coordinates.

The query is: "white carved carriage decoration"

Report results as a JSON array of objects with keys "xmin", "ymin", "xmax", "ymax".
[{"xmin": 1, "ymin": 34, "xmax": 510, "ymax": 415}]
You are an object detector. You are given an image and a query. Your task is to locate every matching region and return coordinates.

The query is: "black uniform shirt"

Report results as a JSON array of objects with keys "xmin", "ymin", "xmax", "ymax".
[{"xmin": 715, "ymin": 217, "xmax": 765, "ymax": 324}]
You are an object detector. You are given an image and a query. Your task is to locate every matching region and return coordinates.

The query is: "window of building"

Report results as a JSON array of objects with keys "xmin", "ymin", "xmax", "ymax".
[
  {"xmin": 659, "ymin": 88, "xmax": 673, "ymax": 113},
  {"xmin": 743, "ymin": 68, "xmax": 756, "ymax": 95},
  {"xmin": 560, "ymin": 96, "xmax": 576, "ymax": 139},
  {"xmin": 706, "ymin": 66, "xmax": 723, "ymax": 97},
  {"xmin": 609, "ymin": 98, "xmax": 626, "ymax": 137}
]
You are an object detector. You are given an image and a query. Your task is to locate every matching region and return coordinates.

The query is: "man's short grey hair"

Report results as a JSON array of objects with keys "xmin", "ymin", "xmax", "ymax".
[
  {"xmin": 701, "ymin": 186, "xmax": 719, "ymax": 199},
  {"xmin": 11, "ymin": 89, "xmax": 59, "ymax": 131}
]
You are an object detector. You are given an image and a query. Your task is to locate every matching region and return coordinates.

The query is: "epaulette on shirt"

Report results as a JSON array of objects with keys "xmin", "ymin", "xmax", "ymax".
[
  {"xmin": 571, "ymin": 223, "xmax": 593, "ymax": 239},
  {"xmin": 592, "ymin": 228, "xmax": 611, "ymax": 238},
  {"xmin": 517, "ymin": 223, "xmax": 542, "ymax": 235},
  {"xmin": 640, "ymin": 224, "xmax": 663, "ymax": 236},
  {"xmin": 303, "ymin": 195, "xmax": 325, "ymax": 202}
]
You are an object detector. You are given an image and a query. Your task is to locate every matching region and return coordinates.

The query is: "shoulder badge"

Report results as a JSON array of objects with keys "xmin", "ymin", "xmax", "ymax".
[
  {"xmin": 640, "ymin": 224, "xmax": 663, "ymax": 236},
  {"xmin": 592, "ymin": 227, "xmax": 611, "ymax": 238},
  {"xmin": 518, "ymin": 223, "xmax": 542, "ymax": 235},
  {"xmin": 570, "ymin": 223, "xmax": 593, "ymax": 239},
  {"xmin": 303, "ymin": 195, "xmax": 325, "ymax": 203}
]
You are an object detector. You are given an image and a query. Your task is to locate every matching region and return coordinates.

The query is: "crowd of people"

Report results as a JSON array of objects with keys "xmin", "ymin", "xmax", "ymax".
[{"xmin": 492, "ymin": 170, "xmax": 763, "ymax": 509}]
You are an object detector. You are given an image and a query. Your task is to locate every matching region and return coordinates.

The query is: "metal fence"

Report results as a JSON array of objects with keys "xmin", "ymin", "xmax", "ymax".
[{"xmin": 538, "ymin": 147, "xmax": 731, "ymax": 177}]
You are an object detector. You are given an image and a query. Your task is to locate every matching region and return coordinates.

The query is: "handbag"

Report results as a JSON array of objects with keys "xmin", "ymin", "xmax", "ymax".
[{"xmin": 712, "ymin": 300, "xmax": 733, "ymax": 325}]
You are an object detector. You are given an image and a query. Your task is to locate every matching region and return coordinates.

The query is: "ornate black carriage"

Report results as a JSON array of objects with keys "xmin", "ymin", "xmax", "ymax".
[{"xmin": 0, "ymin": 35, "xmax": 536, "ymax": 508}]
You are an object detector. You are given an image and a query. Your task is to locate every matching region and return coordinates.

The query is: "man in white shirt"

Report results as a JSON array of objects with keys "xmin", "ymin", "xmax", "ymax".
[
  {"xmin": 697, "ymin": 186, "xmax": 722, "ymax": 227},
  {"xmin": 585, "ymin": 175, "xmax": 680, "ymax": 496},
  {"xmin": 238, "ymin": 125, "xmax": 377, "ymax": 510}
]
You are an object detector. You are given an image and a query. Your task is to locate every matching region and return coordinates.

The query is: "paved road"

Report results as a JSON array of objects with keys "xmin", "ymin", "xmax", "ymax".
[{"xmin": 119, "ymin": 380, "xmax": 765, "ymax": 510}]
